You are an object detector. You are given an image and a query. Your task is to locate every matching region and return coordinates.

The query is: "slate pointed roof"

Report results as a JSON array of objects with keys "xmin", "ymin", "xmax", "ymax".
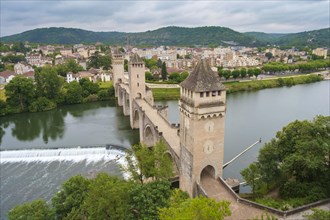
[
  {"xmin": 181, "ymin": 59, "xmax": 225, "ymax": 92},
  {"xmin": 130, "ymin": 53, "xmax": 144, "ymax": 64}
]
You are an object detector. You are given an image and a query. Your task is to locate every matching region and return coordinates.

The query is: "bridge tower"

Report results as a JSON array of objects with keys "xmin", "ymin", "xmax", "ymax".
[
  {"xmin": 128, "ymin": 54, "xmax": 146, "ymax": 128},
  {"xmin": 112, "ymin": 48, "xmax": 125, "ymax": 98},
  {"xmin": 179, "ymin": 59, "xmax": 226, "ymax": 197}
]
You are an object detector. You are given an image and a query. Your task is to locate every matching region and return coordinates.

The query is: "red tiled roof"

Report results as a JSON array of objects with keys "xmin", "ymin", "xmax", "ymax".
[{"xmin": 0, "ymin": 70, "xmax": 16, "ymax": 78}]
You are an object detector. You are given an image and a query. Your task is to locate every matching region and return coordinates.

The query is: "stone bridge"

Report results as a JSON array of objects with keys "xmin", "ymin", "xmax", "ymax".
[{"xmin": 111, "ymin": 51, "xmax": 322, "ymax": 219}]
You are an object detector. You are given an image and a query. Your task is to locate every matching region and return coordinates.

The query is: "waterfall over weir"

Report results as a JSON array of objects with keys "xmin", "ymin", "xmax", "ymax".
[{"xmin": 0, "ymin": 147, "xmax": 127, "ymax": 163}]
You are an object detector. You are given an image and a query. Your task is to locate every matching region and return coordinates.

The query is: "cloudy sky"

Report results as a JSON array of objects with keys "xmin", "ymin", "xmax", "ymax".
[{"xmin": 1, "ymin": 0, "xmax": 329, "ymax": 37}]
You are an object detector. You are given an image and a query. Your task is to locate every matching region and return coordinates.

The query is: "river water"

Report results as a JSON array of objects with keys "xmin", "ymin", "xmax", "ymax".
[{"xmin": 0, "ymin": 81, "xmax": 329, "ymax": 219}]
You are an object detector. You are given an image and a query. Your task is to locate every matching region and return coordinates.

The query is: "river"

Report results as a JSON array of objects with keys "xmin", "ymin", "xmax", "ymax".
[{"xmin": 0, "ymin": 81, "xmax": 329, "ymax": 219}]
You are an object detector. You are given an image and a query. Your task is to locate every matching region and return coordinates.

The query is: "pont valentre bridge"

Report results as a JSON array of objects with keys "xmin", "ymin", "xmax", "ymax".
[{"xmin": 112, "ymin": 50, "xmax": 266, "ymax": 219}]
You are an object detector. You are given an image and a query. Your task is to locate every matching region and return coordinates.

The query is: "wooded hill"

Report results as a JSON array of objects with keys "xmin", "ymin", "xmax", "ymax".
[{"xmin": 1, "ymin": 26, "xmax": 329, "ymax": 48}]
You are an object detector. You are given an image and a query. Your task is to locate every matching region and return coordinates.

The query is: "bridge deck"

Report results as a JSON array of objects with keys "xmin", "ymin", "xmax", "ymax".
[
  {"xmin": 135, "ymin": 99, "xmax": 180, "ymax": 156},
  {"xmin": 201, "ymin": 174, "xmax": 264, "ymax": 220}
]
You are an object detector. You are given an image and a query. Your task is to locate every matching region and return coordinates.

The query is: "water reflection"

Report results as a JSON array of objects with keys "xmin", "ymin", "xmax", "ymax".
[
  {"xmin": 0, "ymin": 100, "xmax": 139, "ymax": 149},
  {"xmin": 0, "ymin": 108, "xmax": 66, "ymax": 145}
]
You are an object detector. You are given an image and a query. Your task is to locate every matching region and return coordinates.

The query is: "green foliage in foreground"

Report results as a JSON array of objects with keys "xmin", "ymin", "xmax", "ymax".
[
  {"xmin": 8, "ymin": 141, "xmax": 231, "ymax": 219},
  {"xmin": 159, "ymin": 193, "xmax": 231, "ymax": 220},
  {"xmin": 305, "ymin": 208, "xmax": 330, "ymax": 220},
  {"xmin": 241, "ymin": 116, "xmax": 330, "ymax": 210},
  {"xmin": 8, "ymin": 199, "xmax": 54, "ymax": 220}
]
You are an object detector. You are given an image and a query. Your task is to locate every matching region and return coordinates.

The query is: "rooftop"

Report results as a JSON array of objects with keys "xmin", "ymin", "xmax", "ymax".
[
  {"xmin": 130, "ymin": 53, "xmax": 144, "ymax": 64},
  {"xmin": 181, "ymin": 59, "xmax": 225, "ymax": 92}
]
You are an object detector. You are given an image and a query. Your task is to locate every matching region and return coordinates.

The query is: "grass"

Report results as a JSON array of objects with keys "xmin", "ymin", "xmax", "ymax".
[
  {"xmin": 0, "ymin": 89, "xmax": 6, "ymax": 101},
  {"xmin": 152, "ymin": 88, "xmax": 180, "ymax": 101},
  {"xmin": 151, "ymin": 74, "xmax": 323, "ymax": 100},
  {"xmin": 98, "ymin": 81, "xmax": 113, "ymax": 89}
]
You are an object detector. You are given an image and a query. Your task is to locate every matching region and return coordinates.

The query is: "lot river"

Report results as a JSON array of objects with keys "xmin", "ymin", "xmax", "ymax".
[{"xmin": 0, "ymin": 80, "xmax": 329, "ymax": 219}]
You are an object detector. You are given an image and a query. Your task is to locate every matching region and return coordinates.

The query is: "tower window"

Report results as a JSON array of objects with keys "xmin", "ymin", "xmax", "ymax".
[
  {"xmin": 200, "ymin": 92, "xmax": 204, "ymax": 98},
  {"xmin": 212, "ymin": 91, "xmax": 216, "ymax": 97},
  {"xmin": 137, "ymin": 74, "xmax": 139, "ymax": 78},
  {"xmin": 218, "ymin": 91, "xmax": 221, "ymax": 96},
  {"xmin": 137, "ymin": 83, "xmax": 139, "ymax": 87},
  {"xmin": 206, "ymin": 92, "xmax": 210, "ymax": 97}
]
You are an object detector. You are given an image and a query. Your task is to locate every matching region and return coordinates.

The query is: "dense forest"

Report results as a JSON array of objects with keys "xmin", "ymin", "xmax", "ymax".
[{"xmin": 2, "ymin": 26, "xmax": 329, "ymax": 48}]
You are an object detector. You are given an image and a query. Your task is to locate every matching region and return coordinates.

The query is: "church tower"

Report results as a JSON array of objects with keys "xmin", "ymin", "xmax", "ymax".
[
  {"xmin": 128, "ymin": 54, "xmax": 146, "ymax": 128},
  {"xmin": 112, "ymin": 48, "xmax": 125, "ymax": 97},
  {"xmin": 179, "ymin": 59, "xmax": 226, "ymax": 196}
]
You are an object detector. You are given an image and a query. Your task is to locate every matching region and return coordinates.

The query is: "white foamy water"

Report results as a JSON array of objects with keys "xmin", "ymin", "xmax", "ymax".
[{"xmin": 0, "ymin": 147, "xmax": 126, "ymax": 163}]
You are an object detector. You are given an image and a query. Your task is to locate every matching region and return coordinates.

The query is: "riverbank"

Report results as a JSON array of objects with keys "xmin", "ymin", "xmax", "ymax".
[{"xmin": 152, "ymin": 74, "xmax": 324, "ymax": 101}]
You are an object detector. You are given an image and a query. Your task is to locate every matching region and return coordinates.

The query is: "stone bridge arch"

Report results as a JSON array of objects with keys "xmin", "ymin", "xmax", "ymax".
[
  {"xmin": 132, "ymin": 109, "xmax": 140, "ymax": 129},
  {"xmin": 165, "ymin": 151, "xmax": 179, "ymax": 176},
  {"xmin": 200, "ymin": 165, "xmax": 216, "ymax": 182},
  {"xmin": 143, "ymin": 124, "xmax": 156, "ymax": 147}
]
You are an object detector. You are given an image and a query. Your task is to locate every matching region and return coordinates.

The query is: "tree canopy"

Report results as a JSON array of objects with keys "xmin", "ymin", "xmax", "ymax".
[{"xmin": 241, "ymin": 116, "xmax": 330, "ymax": 208}]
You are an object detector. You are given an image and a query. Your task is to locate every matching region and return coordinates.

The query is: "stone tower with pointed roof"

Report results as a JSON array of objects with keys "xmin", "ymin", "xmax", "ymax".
[
  {"xmin": 179, "ymin": 59, "xmax": 226, "ymax": 196},
  {"xmin": 129, "ymin": 54, "xmax": 146, "ymax": 128},
  {"xmin": 112, "ymin": 48, "xmax": 125, "ymax": 97}
]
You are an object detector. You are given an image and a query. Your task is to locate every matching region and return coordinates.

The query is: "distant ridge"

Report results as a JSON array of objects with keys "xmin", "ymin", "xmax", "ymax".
[{"xmin": 1, "ymin": 26, "xmax": 329, "ymax": 48}]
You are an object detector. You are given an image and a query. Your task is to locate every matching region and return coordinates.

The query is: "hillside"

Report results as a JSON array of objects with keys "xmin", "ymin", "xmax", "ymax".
[
  {"xmin": 244, "ymin": 32, "xmax": 288, "ymax": 44},
  {"xmin": 246, "ymin": 28, "xmax": 330, "ymax": 48},
  {"xmin": 0, "ymin": 26, "xmax": 259, "ymax": 46},
  {"xmin": 275, "ymin": 28, "xmax": 330, "ymax": 48},
  {"xmin": 1, "ymin": 26, "xmax": 329, "ymax": 48}
]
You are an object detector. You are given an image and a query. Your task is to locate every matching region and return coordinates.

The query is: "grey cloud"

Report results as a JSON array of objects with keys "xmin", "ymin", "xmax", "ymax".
[{"xmin": 1, "ymin": 0, "xmax": 329, "ymax": 37}]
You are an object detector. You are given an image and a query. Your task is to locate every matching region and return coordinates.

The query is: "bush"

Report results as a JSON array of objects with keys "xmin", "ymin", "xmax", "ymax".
[
  {"xmin": 97, "ymin": 89, "xmax": 110, "ymax": 101},
  {"xmin": 305, "ymin": 208, "xmax": 330, "ymax": 220},
  {"xmin": 0, "ymin": 100, "xmax": 8, "ymax": 116},
  {"xmin": 29, "ymin": 97, "xmax": 56, "ymax": 112},
  {"xmin": 83, "ymin": 94, "xmax": 99, "ymax": 102},
  {"xmin": 8, "ymin": 199, "xmax": 54, "ymax": 220}
]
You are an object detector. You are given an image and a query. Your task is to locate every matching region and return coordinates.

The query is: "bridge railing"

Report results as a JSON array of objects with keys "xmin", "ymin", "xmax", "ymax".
[
  {"xmin": 217, "ymin": 177, "xmax": 330, "ymax": 218},
  {"xmin": 196, "ymin": 182, "xmax": 208, "ymax": 198}
]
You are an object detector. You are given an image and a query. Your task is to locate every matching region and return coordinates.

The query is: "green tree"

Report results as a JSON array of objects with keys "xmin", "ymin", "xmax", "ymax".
[
  {"xmin": 51, "ymin": 175, "xmax": 91, "ymax": 219},
  {"xmin": 240, "ymin": 162, "xmax": 265, "ymax": 195},
  {"xmin": 240, "ymin": 68, "xmax": 247, "ymax": 78},
  {"xmin": 254, "ymin": 68, "xmax": 262, "ymax": 78},
  {"xmin": 232, "ymin": 69, "xmax": 240, "ymax": 79},
  {"xmin": 223, "ymin": 70, "xmax": 232, "ymax": 80},
  {"xmin": 145, "ymin": 71, "xmax": 154, "ymax": 81},
  {"xmin": 64, "ymin": 81, "xmax": 83, "ymax": 104},
  {"xmin": 159, "ymin": 196, "xmax": 231, "ymax": 220},
  {"xmin": 179, "ymin": 71, "xmax": 189, "ymax": 82},
  {"xmin": 35, "ymin": 66, "xmax": 63, "ymax": 100},
  {"xmin": 128, "ymin": 180, "xmax": 171, "ymax": 220},
  {"xmin": 168, "ymin": 72, "xmax": 180, "ymax": 83},
  {"xmin": 65, "ymin": 59, "xmax": 84, "ymax": 73},
  {"xmin": 161, "ymin": 62, "xmax": 168, "ymax": 80},
  {"xmin": 121, "ymin": 141, "xmax": 174, "ymax": 184},
  {"xmin": 124, "ymin": 59, "xmax": 129, "ymax": 72},
  {"xmin": 81, "ymin": 173, "xmax": 131, "ymax": 220},
  {"xmin": 8, "ymin": 199, "xmax": 54, "ymax": 220},
  {"xmin": 88, "ymin": 52, "xmax": 112, "ymax": 70},
  {"xmin": 157, "ymin": 59, "xmax": 163, "ymax": 68},
  {"xmin": 29, "ymin": 97, "xmax": 56, "ymax": 112},
  {"xmin": 5, "ymin": 76, "xmax": 36, "ymax": 112},
  {"xmin": 79, "ymin": 78, "xmax": 100, "ymax": 97},
  {"xmin": 265, "ymin": 52, "xmax": 273, "ymax": 60},
  {"xmin": 0, "ymin": 100, "xmax": 8, "ymax": 116},
  {"xmin": 242, "ymin": 116, "xmax": 330, "ymax": 202}
]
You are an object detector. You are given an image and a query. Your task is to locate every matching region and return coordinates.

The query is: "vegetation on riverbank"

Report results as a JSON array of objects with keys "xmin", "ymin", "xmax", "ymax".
[
  {"xmin": 0, "ymin": 65, "xmax": 115, "ymax": 117},
  {"xmin": 151, "ymin": 74, "xmax": 324, "ymax": 101},
  {"xmin": 8, "ymin": 141, "xmax": 231, "ymax": 220},
  {"xmin": 240, "ymin": 116, "xmax": 330, "ymax": 211}
]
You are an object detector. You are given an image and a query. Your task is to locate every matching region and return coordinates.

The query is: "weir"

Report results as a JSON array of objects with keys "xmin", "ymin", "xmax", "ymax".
[{"xmin": 0, "ymin": 147, "xmax": 126, "ymax": 163}]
